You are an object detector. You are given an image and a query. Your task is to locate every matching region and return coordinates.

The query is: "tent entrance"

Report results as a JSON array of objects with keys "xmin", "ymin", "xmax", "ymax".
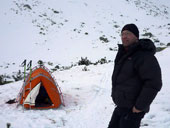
[{"xmin": 35, "ymin": 85, "xmax": 52, "ymax": 107}]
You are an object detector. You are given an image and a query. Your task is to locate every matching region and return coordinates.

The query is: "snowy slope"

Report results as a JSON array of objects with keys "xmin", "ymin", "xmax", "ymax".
[
  {"xmin": 0, "ymin": 0, "xmax": 170, "ymax": 128},
  {"xmin": 0, "ymin": 0, "xmax": 170, "ymax": 76}
]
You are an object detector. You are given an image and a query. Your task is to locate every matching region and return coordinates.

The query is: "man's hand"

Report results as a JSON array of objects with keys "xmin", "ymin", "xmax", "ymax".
[{"xmin": 132, "ymin": 106, "xmax": 142, "ymax": 113}]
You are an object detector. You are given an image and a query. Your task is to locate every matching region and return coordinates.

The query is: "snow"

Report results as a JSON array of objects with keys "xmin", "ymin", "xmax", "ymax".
[
  {"xmin": 0, "ymin": 64, "xmax": 113, "ymax": 128},
  {"xmin": 0, "ymin": 0, "xmax": 170, "ymax": 128},
  {"xmin": 1, "ymin": 51, "xmax": 170, "ymax": 128}
]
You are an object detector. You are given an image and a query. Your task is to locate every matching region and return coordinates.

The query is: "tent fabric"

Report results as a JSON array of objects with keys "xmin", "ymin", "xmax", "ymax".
[
  {"xmin": 17, "ymin": 65, "xmax": 63, "ymax": 109},
  {"xmin": 24, "ymin": 82, "xmax": 41, "ymax": 105}
]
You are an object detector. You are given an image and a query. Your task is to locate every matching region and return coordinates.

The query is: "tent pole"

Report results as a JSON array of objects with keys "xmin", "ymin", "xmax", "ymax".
[
  {"xmin": 21, "ymin": 59, "xmax": 27, "ymax": 111},
  {"xmin": 27, "ymin": 60, "xmax": 32, "ymax": 110}
]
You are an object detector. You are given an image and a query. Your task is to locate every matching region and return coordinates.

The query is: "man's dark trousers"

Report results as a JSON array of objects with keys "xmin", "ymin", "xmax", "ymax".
[{"xmin": 108, "ymin": 107, "xmax": 145, "ymax": 128}]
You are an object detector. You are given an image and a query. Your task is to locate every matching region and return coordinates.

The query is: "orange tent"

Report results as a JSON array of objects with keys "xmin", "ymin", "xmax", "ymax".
[{"xmin": 17, "ymin": 65, "xmax": 64, "ymax": 109}]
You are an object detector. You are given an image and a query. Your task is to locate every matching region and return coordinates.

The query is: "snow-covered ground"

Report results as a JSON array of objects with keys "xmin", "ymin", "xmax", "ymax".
[
  {"xmin": 0, "ymin": 48, "xmax": 170, "ymax": 128},
  {"xmin": 0, "ymin": 63, "xmax": 112, "ymax": 128},
  {"xmin": 0, "ymin": 0, "xmax": 170, "ymax": 127}
]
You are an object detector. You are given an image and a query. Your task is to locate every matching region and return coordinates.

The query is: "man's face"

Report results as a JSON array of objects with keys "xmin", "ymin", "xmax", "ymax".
[{"xmin": 121, "ymin": 30, "xmax": 138, "ymax": 47}]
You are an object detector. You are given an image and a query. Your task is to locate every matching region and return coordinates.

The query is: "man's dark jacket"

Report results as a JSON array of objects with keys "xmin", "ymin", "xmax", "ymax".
[{"xmin": 111, "ymin": 39, "xmax": 162, "ymax": 112}]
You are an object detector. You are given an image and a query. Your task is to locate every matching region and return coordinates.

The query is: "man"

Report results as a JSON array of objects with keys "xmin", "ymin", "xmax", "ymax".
[{"xmin": 108, "ymin": 24, "xmax": 162, "ymax": 128}]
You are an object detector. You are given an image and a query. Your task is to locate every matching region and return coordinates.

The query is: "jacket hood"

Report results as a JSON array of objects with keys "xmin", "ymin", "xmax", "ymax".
[{"xmin": 138, "ymin": 39, "xmax": 156, "ymax": 55}]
